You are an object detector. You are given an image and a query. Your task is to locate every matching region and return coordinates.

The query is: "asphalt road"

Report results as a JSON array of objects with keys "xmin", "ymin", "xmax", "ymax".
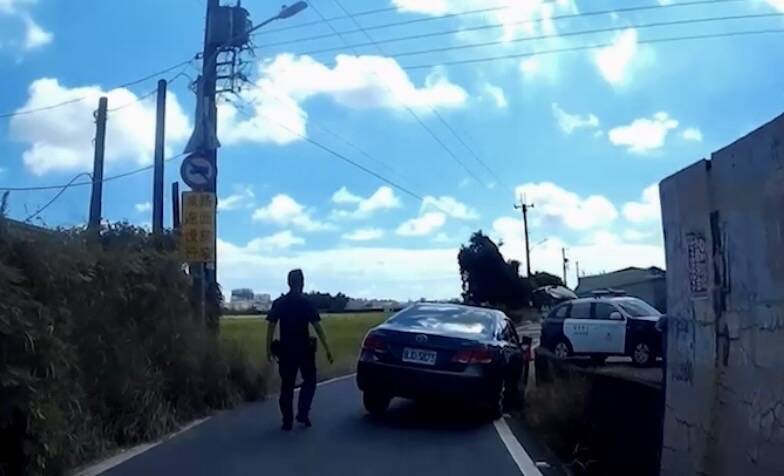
[{"xmin": 99, "ymin": 376, "xmax": 538, "ymax": 476}]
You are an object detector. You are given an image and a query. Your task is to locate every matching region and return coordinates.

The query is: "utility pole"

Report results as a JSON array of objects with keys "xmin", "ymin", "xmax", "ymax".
[
  {"xmin": 562, "ymin": 247, "xmax": 569, "ymax": 288},
  {"xmin": 152, "ymin": 80, "xmax": 167, "ymax": 235},
  {"xmin": 201, "ymin": 0, "xmax": 219, "ymax": 285},
  {"xmin": 171, "ymin": 182, "xmax": 180, "ymax": 230},
  {"xmin": 88, "ymin": 97, "xmax": 108, "ymax": 231},
  {"xmin": 514, "ymin": 197, "xmax": 535, "ymax": 277},
  {"xmin": 575, "ymin": 260, "xmax": 581, "ymax": 284}
]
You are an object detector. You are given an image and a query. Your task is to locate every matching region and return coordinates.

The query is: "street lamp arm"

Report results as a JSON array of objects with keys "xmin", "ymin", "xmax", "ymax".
[{"xmin": 247, "ymin": 1, "xmax": 308, "ymax": 35}]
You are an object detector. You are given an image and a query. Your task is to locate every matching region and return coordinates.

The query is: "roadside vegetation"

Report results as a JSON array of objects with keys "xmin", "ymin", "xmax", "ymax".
[
  {"xmin": 220, "ymin": 312, "xmax": 388, "ymax": 390},
  {"xmin": 0, "ymin": 207, "xmax": 263, "ymax": 475}
]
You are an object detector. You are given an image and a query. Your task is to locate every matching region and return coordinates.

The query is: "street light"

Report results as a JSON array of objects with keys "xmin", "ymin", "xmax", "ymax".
[{"xmin": 247, "ymin": 1, "xmax": 308, "ymax": 34}]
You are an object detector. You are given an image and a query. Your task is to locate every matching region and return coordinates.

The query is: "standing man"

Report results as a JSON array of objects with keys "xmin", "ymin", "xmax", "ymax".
[{"xmin": 267, "ymin": 269, "xmax": 334, "ymax": 431}]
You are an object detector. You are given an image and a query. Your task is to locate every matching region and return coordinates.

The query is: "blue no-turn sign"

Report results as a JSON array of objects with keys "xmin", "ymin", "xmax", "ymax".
[{"xmin": 180, "ymin": 154, "xmax": 215, "ymax": 190}]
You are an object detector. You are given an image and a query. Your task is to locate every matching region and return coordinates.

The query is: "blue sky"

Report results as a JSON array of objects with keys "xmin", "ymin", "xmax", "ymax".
[{"xmin": 1, "ymin": 0, "xmax": 783, "ymax": 300}]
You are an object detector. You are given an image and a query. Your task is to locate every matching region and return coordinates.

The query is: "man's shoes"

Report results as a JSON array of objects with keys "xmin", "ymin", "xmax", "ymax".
[
  {"xmin": 296, "ymin": 415, "xmax": 312, "ymax": 428},
  {"xmin": 281, "ymin": 421, "xmax": 293, "ymax": 431}
]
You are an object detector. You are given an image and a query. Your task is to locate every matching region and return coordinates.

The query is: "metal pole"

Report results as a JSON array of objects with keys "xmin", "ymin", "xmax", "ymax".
[
  {"xmin": 89, "ymin": 97, "xmax": 108, "ymax": 230},
  {"xmin": 172, "ymin": 181, "xmax": 180, "ymax": 230},
  {"xmin": 152, "ymin": 80, "xmax": 167, "ymax": 235},
  {"xmin": 562, "ymin": 247, "xmax": 568, "ymax": 287}
]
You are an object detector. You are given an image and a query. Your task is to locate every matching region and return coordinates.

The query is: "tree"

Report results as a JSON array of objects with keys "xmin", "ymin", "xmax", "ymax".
[
  {"xmin": 458, "ymin": 231, "xmax": 532, "ymax": 309},
  {"xmin": 530, "ymin": 271, "xmax": 564, "ymax": 288}
]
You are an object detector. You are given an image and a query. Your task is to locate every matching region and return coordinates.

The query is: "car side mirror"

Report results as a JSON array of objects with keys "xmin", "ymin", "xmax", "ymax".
[{"xmin": 609, "ymin": 311, "xmax": 623, "ymax": 320}]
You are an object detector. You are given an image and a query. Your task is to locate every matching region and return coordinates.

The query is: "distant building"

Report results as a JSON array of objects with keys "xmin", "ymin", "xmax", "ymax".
[
  {"xmin": 345, "ymin": 298, "xmax": 401, "ymax": 312},
  {"xmin": 575, "ymin": 266, "xmax": 666, "ymax": 312},
  {"xmin": 226, "ymin": 289, "xmax": 271, "ymax": 312}
]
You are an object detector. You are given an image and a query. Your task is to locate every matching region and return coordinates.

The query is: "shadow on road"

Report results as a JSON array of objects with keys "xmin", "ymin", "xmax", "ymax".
[{"xmin": 362, "ymin": 399, "xmax": 490, "ymax": 432}]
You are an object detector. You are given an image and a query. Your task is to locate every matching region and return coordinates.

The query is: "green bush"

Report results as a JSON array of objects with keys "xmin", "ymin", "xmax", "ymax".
[{"xmin": 0, "ymin": 213, "xmax": 265, "ymax": 476}]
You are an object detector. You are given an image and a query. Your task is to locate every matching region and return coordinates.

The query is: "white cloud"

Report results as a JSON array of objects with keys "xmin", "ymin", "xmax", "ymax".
[
  {"xmin": 246, "ymin": 231, "xmax": 305, "ymax": 251},
  {"xmin": 594, "ymin": 29, "xmax": 640, "ymax": 86},
  {"xmin": 493, "ymin": 223, "xmax": 664, "ymax": 286},
  {"xmin": 22, "ymin": 14, "xmax": 51, "ymax": 50},
  {"xmin": 134, "ymin": 201, "xmax": 151, "ymax": 213},
  {"xmin": 623, "ymin": 184, "xmax": 661, "ymax": 224},
  {"xmin": 252, "ymin": 194, "xmax": 333, "ymax": 232},
  {"xmin": 767, "ymin": 0, "xmax": 784, "ymax": 11},
  {"xmin": 218, "ymin": 238, "xmax": 461, "ymax": 300},
  {"xmin": 681, "ymin": 127, "xmax": 703, "ymax": 142},
  {"xmin": 0, "ymin": 0, "xmax": 34, "ymax": 14},
  {"xmin": 330, "ymin": 186, "xmax": 401, "ymax": 220},
  {"xmin": 433, "ymin": 232, "xmax": 451, "ymax": 243},
  {"xmin": 519, "ymin": 58, "xmax": 540, "ymax": 78},
  {"xmin": 483, "ymin": 83, "xmax": 508, "ymax": 109},
  {"xmin": 343, "ymin": 228, "xmax": 385, "ymax": 241},
  {"xmin": 9, "ymin": 78, "xmax": 190, "ymax": 175},
  {"xmin": 392, "ymin": 0, "xmax": 449, "ymax": 15},
  {"xmin": 551, "ymin": 103, "xmax": 599, "ymax": 134},
  {"xmin": 609, "ymin": 112, "xmax": 679, "ymax": 153},
  {"xmin": 396, "ymin": 212, "xmax": 447, "ymax": 236},
  {"xmin": 421, "ymin": 195, "xmax": 479, "ymax": 220},
  {"xmin": 331, "ymin": 186, "xmax": 362, "ymax": 204},
  {"xmin": 657, "ymin": 0, "xmax": 675, "ymax": 4},
  {"xmin": 218, "ymin": 185, "xmax": 255, "ymax": 211},
  {"xmin": 219, "ymin": 53, "xmax": 468, "ymax": 146},
  {"xmin": 515, "ymin": 182, "xmax": 618, "ymax": 230},
  {"xmin": 623, "ymin": 229, "xmax": 654, "ymax": 241}
]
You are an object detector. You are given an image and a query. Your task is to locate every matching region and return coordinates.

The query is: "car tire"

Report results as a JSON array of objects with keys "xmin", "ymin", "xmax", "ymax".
[
  {"xmin": 631, "ymin": 341, "xmax": 655, "ymax": 367},
  {"xmin": 363, "ymin": 391, "xmax": 391, "ymax": 416},
  {"xmin": 486, "ymin": 379, "xmax": 505, "ymax": 420},
  {"xmin": 553, "ymin": 339, "xmax": 572, "ymax": 360}
]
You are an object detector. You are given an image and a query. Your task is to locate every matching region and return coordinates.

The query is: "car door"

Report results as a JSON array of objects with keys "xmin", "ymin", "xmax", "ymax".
[
  {"xmin": 498, "ymin": 320, "xmax": 524, "ymax": 391},
  {"xmin": 589, "ymin": 302, "xmax": 627, "ymax": 354},
  {"xmin": 563, "ymin": 301, "xmax": 592, "ymax": 353},
  {"xmin": 541, "ymin": 303, "xmax": 570, "ymax": 351}
]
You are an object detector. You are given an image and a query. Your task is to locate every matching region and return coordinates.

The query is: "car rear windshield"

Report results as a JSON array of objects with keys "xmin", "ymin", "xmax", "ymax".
[
  {"xmin": 387, "ymin": 305, "xmax": 495, "ymax": 337},
  {"xmin": 616, "ymin": 298, "xmax": 661, "ymax": 317}
]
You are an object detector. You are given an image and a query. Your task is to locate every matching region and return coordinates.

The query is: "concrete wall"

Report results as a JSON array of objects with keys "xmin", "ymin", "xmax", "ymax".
[{"xmin": 660, "ymin": 114, "xmax": 784, "ymax": 475}]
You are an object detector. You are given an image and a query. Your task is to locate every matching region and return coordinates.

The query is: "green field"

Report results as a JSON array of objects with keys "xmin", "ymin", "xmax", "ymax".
[{"xmin": 220, "ymin": 312, "xmax": 389, "ymax": 391}]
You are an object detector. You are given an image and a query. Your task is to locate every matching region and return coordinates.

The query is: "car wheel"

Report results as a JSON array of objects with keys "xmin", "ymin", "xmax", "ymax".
[
  {"xmin": 553, "ymin": 339, "xmax": 572, "ymax": 360},
  {"xmin": 631, "ymin": 341, "xmax": 654, "ymax": 367},
  {"xmin": 486, "ymin": 379, "xmax": 505, "ymax": 420},
  {"xmin": 363, "ymin": 391, "xmax": 391, "ymax": 416}
]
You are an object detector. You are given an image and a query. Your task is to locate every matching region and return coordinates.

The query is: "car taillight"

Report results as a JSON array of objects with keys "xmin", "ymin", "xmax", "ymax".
[
  {"xmin": 452, "ymin": 347, "xmax": 495, "ymax": 364},
  {"xmin": 362, "ymin": 333, "xmax": 386, "ymax": 352}
]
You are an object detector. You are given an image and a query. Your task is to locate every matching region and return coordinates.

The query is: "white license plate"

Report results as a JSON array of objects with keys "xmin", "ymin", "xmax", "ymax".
[{"xmin": 402, "ymin": 347, "xmax": 437, "ymax": 365}]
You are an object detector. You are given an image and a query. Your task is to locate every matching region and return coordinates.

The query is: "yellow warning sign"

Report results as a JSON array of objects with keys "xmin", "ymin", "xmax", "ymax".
[{"xmin": 181, "ymin": 191, "xmax": 216, "ymax": 262}]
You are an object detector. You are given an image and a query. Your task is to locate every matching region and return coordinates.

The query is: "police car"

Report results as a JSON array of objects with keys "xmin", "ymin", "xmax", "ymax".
[{"xmin": 540, "ymin": 295, "xmax": 663, "ymax": 366}]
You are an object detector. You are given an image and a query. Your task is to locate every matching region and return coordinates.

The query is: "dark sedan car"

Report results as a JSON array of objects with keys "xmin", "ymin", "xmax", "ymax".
[{"xmin": 356, "ymin": 303, "xmax": 531, "ymax": 418}]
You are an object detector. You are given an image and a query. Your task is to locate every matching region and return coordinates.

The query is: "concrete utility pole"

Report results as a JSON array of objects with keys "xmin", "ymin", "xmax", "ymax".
[
  {"xmin": 575, "ymin": 260, "xmax": 581, "ymax": 283},
  {"xmin": 562, "ymin": 247, "xmax": 569, "ymax": 288},
  {"xmin": 152, "ymin": 80, "xmax": 167, "ymax": 235},
  {"xmin": 201, "ymin": 0, "xmax": 219, "ymax": 285},
  {"xmin": 88, "ymin": 96, "xmax": 108, "ymax": 231},
  {"xmin": 514, "ymin": 197, "xmax": 535, "ymax": 277}
]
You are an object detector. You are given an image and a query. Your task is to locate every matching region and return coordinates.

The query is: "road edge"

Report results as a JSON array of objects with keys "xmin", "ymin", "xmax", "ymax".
[
  {"xmin": 71, "ymin": 373, "xmax": 358, "ymax": 476},
  {"xmin": 494, "ymin": 417, "xmax": 545, "ymax": 476}
]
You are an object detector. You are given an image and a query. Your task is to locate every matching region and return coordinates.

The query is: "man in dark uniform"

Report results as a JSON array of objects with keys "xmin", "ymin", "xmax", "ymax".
[{"xmin": 266, "ymin": 269, "xmax": 333, "ymax": 431}]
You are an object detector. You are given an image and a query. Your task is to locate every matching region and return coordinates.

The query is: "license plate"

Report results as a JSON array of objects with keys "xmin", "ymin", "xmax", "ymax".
[{"xmin": 402, "ymin": 347, "xmax": 437, "ymax": 365}]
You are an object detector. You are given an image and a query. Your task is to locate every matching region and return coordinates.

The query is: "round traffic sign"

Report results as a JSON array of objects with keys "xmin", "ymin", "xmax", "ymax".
[{"xmin": 181, "ymin": 154, "xmax": 215, "ymax": 189}]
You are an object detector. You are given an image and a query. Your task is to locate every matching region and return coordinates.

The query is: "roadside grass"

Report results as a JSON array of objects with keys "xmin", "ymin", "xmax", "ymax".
[{"xmin": 220, "ymin": 312, "xmax": 388, "ymax": 391}]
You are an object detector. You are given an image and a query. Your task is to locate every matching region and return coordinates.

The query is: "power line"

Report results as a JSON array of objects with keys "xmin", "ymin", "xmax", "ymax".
[
  {"xmin": 106, "ymin": 70, "xmax": 192, "ymax": 113},
  {"xmin": 330, "ymin": 0, "xmax": 505, "ymax": 190},
  {"xmin": 1, "ymin": 153, "xmax": 187, "ymax": 192},
  {"xmin": 232, "ymin": 103, "xmax": 426, "ymax": 201},
  {"xmin": 256, "ymin": 5, "xmax": 399, "ymax": 35},
  {"xmin": 308, "ymin": 1, "xmax": 490, "ymax": 188},
  {"xmin": 258, "ymin": 0, "xmax": 745, "ymax": 51},
  {"xmin": 355, "ymin": 11, "xmax": 784, "ymax": 61},
  {"xmin": 23, "ymin": 173, "xmax": 92, "ymax": 222},
  {"xmin": 400, "ymin": 27, "xmax": 784, "ymax": 70},
  {"xmin": 0, "ymin": 58, "xmax": 196, "ymax": 120}
]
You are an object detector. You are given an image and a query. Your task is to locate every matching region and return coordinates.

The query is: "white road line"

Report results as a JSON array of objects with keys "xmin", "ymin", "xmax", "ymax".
[
  {"xmin": 493, "ymin": 418, "xmax": 545, "ymax": 476},
  {"xmin": 74, "ymin": 373, "xmax": 355, "ymax": 475},
  {"xmin": 73, "ymin": 417, "xmax": 211, "ymax": 476}
]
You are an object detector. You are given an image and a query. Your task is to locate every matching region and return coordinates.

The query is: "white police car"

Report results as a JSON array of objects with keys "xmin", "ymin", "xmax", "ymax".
[{"xmin": 540, "ymin": 296, "xmax": 663, "ymax": 366}]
